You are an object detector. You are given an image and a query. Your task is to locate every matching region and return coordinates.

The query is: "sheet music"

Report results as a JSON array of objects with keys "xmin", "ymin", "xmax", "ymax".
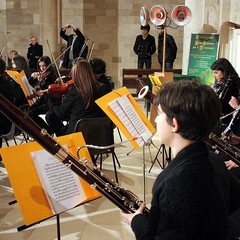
[
  {"xmin": 31, "ymin": 147, "xmax": 86, "ymax": 214},
  {"xmin": 20, "ymin": 72, "xmax": 36, "ymax": 104},
  {"xmin": 108, "ymin": 95, "xmax": 152, "ymax": 147}
]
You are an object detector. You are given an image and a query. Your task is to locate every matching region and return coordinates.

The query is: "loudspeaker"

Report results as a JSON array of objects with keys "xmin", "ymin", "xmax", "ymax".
[
  {"xmin": 171, "ymin": 5, "xmax": 192, "ymax": 26},
  {"xmin": 140, "ymin": 7, "xmax": 149, "ymax": 26},
  {"xmin": 149, "ymin": 5, "xmax": 166, "ymax": 26}
]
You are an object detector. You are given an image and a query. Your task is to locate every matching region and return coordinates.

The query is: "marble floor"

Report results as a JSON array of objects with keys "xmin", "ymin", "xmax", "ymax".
[{"xmin": 0, "ymin": 109, "xmax": 167, "ymax": 240}]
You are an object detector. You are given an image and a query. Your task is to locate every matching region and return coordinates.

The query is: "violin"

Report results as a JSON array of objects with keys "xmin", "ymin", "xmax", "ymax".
[
  {"xmin": 27, "ymin": 79, "xmax": 74, "ymax": 100},
  {"xmin": 48, "ymin": 79, "xmax": 74, "ymax": 96}
]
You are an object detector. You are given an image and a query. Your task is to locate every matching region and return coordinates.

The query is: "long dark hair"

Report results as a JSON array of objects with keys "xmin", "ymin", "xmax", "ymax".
[
  {"xmin": 37, "ymin": 56, "xmax": 55, "ymax": 73},
  {"xmin": 13, "ymin": 55, "xmax": 31, "ymax": 78},
  {"xmin": 71, "ymin": 59, "xmax": 102, "ymax": 108},
  {"xmin": 211, "ymin": 58, "xmax": 240, "ymax": 86}
]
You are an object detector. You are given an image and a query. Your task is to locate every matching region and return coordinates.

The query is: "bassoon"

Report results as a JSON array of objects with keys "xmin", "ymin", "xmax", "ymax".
[
  {"xmin": 137, "ymin": 80, "xmax": 240, "ymax": 166},
  {"xmin": 0, "ymin": 93, "xmax": 149, "ymax": 215}
]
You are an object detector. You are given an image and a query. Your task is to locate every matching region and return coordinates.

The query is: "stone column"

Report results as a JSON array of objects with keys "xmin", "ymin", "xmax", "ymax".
[{"xmin": 40, "ymin": 0, "xmax": 60, "ymax": 61}]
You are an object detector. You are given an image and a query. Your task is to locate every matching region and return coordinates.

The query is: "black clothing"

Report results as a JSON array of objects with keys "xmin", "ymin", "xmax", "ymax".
[
  {"xmin": 27, "ymin": 43, "xmax": 43, "ymax": 69},
  {"xmin": 0, "ymin": 76, "xmax": 15, "ymax": 147},
  {"xmin": 131, "ymin": 142, "xmax": 240, "ymax": 240},
  {"xmin": 98, "ymin": 75, "xmax": 113, "ymax": 93},
  {"xmin": 158, "ymin": 33, "xmax": 177, "ymax": 68},
  {"xmin": 213, "ymin": 75, "xmax": 240, "ymax": 126},
  {"xmin": 46, "ymin": 84, "xmax": 107, "ymax": 136},
  {"xmin": 133, "ymin": 34, "xmax": 156, "ymax": 69},
  {"xmin": 28, "ymin": 70, "xmax": 57, "ymax": 134},
  {"xmin": 60, "ymin": 28, "xmax": 87, "ymax": 68}
]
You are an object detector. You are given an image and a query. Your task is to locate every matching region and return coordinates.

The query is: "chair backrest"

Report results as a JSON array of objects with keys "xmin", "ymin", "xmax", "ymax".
[
  {"xmin": 74, "ymin": 117, "xmax": 114, "ymax": 155},
  {"xmin": 0, "ymin": 123, "xmax": 16, "ymax": 140}
]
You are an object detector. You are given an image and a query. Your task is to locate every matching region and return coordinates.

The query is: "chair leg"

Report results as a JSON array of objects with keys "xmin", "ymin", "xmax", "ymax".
[{"xmin": 3, "ymin": 138, "xmax": 9, "ymax": 147}]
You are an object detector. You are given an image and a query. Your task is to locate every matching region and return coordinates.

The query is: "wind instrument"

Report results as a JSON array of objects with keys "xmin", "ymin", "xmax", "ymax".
[
  {"xmin": 0, "ymin": 93, "xmax": 149, "ymax": 215},
  {"xmin": 136, "ymin": 80, "xmax": 240, "ymax": 166}
]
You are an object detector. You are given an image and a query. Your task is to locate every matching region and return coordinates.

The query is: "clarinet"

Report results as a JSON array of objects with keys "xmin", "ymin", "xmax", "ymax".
[
  {"xmin": 218, "ymin": 76, "xmax": 232, "ymax": 100},
  {"xmin": 222, "ymin": 107, "xmax": 240, "ymax": 138},
  {"xmin": 206, "ymin": 133, "xmax": 240, "ymax": 166},
  {"xmin": 0, "ymin": 93, "xmax": 149, "ymax": 215}
]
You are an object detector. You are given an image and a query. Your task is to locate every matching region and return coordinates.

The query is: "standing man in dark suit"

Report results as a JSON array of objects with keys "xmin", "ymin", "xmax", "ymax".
[
  {"xmin": 133, "ymin": 24, "xmax": 156, "ymax": 69},
  {"xmin": 60, "ymin": 24, "xmax": 87, "ymax": 69},
  {"xmin": 27, "ymin": 36, "xmax": 43, "ymax": 69}
]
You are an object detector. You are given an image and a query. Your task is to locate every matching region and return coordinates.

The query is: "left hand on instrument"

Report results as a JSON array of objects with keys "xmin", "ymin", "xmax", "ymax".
[
  {"xmin": 120, "ymin": 202, "xmax": 146, "ymax": 226},
  {"xmin": 225, "ymin": 160, "xmax": 239, "ymax": 169}
]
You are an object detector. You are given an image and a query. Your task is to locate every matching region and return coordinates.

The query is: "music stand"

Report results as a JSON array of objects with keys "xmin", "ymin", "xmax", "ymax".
[{"xmin": 149, "ymin": 144, "xmax": 171, "ymax": 172}]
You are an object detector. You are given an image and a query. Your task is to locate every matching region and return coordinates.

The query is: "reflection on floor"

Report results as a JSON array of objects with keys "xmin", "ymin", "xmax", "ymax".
[{"xmin": 0, "ymin": 112, "xmax": 168, "ymax": 240}]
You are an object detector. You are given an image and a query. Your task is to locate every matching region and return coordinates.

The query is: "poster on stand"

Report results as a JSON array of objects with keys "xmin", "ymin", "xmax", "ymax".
[{"xmin": 187, "ymin": 33, "xmax": 219, "ymax": 85}]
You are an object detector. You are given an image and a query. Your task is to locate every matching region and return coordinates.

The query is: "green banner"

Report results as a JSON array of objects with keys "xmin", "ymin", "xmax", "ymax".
[{"xmin": 187, "ymin": 33, "xmax": 219, "ymax": 85}]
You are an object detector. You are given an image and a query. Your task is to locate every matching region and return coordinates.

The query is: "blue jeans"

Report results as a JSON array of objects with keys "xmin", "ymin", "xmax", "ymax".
[
  {"xmin": 159, "ymin": 62, "xmax": 173, "ymax": 70},
  {"xmin": 138, "ymin": 58, "xmax": 152, "ymax": 69}
]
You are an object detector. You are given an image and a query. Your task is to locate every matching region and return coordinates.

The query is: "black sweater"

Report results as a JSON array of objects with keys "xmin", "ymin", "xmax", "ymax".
[{"xmin": 131, "ymin": 142, "xmax": 240, "ymax": 240}]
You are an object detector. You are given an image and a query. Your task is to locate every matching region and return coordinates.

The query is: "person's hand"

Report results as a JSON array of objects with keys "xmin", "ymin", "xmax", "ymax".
[
  {"xmin": 31, "ymin": 72, "xmax": 39, "ymax": 79},
  {"xmin": 120, "ymin": 202, "xmax": 146, "ymax": 226},
  {"xmin": 225, "ymin": 160, "xmax": 239, "ymax": 170},
  {"xmin": 229, "ymin": 96, "xmax": 239, "ymax": 109},
  {"xmin": 221, "ymin": 132, "xmax": 240, "ymax": 145},
  {"xmin": 63, "ymin": 24, "xmax": 71, "ymax": 31}
]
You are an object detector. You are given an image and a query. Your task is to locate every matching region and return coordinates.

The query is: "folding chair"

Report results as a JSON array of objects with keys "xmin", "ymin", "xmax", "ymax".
[{"xmin": 74, "ymin": 117, "xmax": 121, "ymax": 183}]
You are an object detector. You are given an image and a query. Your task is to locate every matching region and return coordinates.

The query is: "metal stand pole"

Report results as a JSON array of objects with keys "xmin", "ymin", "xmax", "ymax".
[
  {"xmin": 56, "ymin": 214, "xmax": 61, "ymax": 240},
  {"xmin": 149, "ymin": 144, "xmax": 171, "ymax": 173}
]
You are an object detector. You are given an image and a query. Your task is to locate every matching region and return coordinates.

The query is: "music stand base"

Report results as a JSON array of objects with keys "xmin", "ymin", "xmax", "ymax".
[{"xmin": 149, "ymin": 144, "xmax": 171, "ymax": 173}]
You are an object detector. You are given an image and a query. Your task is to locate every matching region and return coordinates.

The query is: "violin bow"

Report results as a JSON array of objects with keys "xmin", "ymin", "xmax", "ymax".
[
  {"xmin": 0, "ymin": 45, "xmax": 6, "ymax": 58},
  {"xmin": 86, "ymin": 41, "xmax": 95, "ymax": 62},
  {"xmin": 41, "ymin": 45, "xmax": 72, "ymax": 76},
  {"xmin": 78, "ymin": 38, "xmax": 89, "ymax": 58},
  {"xmin": 46, "ymin": 39, "xmax": 63, "ymax": 84}
]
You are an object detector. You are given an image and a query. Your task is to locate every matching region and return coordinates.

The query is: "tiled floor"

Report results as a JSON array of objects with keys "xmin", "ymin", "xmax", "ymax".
[{"xmin": 0, "ymin": 105, "xmax": 167, "ymax": 240}]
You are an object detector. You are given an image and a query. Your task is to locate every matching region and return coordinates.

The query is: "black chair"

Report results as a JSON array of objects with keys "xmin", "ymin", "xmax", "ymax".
[
  {"xmin": 74, "ymin": 117, "xmax": 121, "ymax": 183},
  {"xmin": 0, "ymin": 104, "xmax": 29, "ymax": 147}
]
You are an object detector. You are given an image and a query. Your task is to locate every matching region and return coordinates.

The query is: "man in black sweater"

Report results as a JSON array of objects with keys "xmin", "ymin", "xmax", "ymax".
[{"xmin": 121, "ymin": 80, "xmax": 240, "ymax": 240}]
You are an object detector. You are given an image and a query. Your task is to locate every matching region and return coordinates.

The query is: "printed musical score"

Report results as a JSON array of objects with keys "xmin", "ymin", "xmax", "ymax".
[
  {"xmin": 108, "ymin": 95, "xmax": 152, "ymax": 148},
  {"xmin": 31, "ymin": 148, "xmax": 86, "ymax": 214}
]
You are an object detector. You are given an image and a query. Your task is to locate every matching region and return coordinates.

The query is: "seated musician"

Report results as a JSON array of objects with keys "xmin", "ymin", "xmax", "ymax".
[
  {"xmin": 211, "ymin": 58, "xmax": 240, "ymax": 136},
  {"xmin": 11, "ymin": 55, "xmax": 31, "ymax": 107},
  {"xmin": 45, "ymin": 58, "xmax": 108, "ymax": 137},
  {"xmin": 0, "ymin": 58, "xmax": 15, "ymax": 148},
  {"xmin": 90, "ymin": 57, "xmax": 113, "ymax": 92},
  {"xmin": 27, "ymin": 56, "xmax": 57, "ymax": 135},
  {"xmin": 218, "ymin": 96, "xmax": 240, "ymax": 175},
  {"xmin": 121, "ymin": 80, "xmax": 240, "ymax": 240}
]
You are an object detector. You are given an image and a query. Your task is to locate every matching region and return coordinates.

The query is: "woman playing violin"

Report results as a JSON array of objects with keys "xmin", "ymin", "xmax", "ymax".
[
  {"xmin": 27, "ymin": 56, "xmax": 57, "ymax": 135},
  {"xmin": 45, "ymin": 58, "xmax": 108, "ymax": 137}
]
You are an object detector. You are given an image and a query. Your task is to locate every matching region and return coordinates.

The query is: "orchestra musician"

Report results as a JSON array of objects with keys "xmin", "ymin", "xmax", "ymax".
[
  {"xmin": 10, "ymin": 55, "xmax": 31, "ymax": 107},
  {"xmin": 0, "ymin": 58, "xmax": 15, "ymax": 148},
  {"xmin": 90, "ymin": 57, "xmax": 113, "ymax": 93},
  {"xmin": 45, "ymin": 58, "xmax": 108, "ymax": 137},
  {"xmin": 7, "ymin": 49, "xmax": 18, "ymax": 69},
  {"xmin": 211, "ymin": 58, "xmax": 240, "ymax": 131},
  {"xmin": 27, "ymin": 56, "xmax": 57, "ymax": 135},
  {"xmin": 121, "ymin": 80, "xmax": 240, "ymax": 240}
]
